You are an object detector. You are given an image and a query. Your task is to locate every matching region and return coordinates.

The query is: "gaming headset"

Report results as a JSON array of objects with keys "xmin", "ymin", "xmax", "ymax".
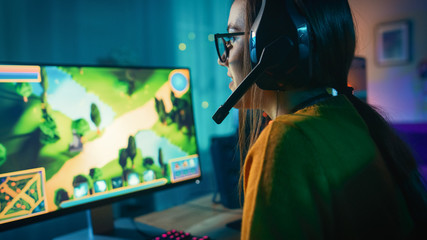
[{"xmin": 212, "ymin": 0, "xmax": 312, "ymax": 124}]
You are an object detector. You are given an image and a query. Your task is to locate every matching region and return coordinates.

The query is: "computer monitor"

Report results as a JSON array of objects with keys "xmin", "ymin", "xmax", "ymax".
[{"xmin": 0, "ymin": 64, "xmax": 201, "ymax": 232}]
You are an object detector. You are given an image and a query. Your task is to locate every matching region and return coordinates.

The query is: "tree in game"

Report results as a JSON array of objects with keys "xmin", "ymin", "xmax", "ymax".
[
  {"xmin": 89, "ymin": 168, "xmax": 103, "ymax": 182},
  {"xmin": 40, "ymin": 67, "xmax": 49, "ymax": 113},
  {"xmin": 168, "ymin": 91, "xmax": 192, "ymax": 133},
  {"xmin": 71, "ymin": 118, "xmax": 90, "ymax": 138},
  {"xmin": 174, "ymin": 110, "xmax": 182, "ymax": 130},
  {"xmin": 54, "ymin": 188, "xmax": 70, "ymax": 208},
  {"xmin": 0, "ymin": 143, "xmax": 6, "ymax": 168},
  {"xmin": 72, "ymin": 174, "xmax": 92, "ymax": 195},
  {"xmin": 39, "ymin": 114, "xmax": 60, "ymax": 144},
  {"xmin": 154, "ymin": 98, "xmax": 159, "ymax": 112},
  {"xmin": 170, "ymin": 91, "xmax": 177, "ymax": 108},
  {"xmin": 154, "ymin": 98, "xmax": 167, "ymax": 124},
  {"xmin": 158, "ymin": 148, "xmax": 164, "ymax": 166},
  {"xmin": 167, "ymin": 92, "xmax": 177, "ymax": 126},
  {"xmin": 15, "ymin": 82, "xmax": 32, "ymax": 103},
  {"xmin": 90, "ymin": 103, "xmax": 101, "ymax": 134},
  {"xmin": 174, "ymin": 93, "xmax": 194, "ymax": 138},
  {"xmin": 143, "ymin": 157, "xmax": 154, "ymax": 168},
  {"xmin": 127, "ymin": 136, "xmax": 137, "ymax": 168},
  {"xmin": 119, "ymin": 148, "xmax": 128, "ymax": 175},
  {"xmin": 128, "ymin": 81, "xmax": 135, "ymax": 96},
  {"xmin": 158, "ymin": 148, "xmax": 168, "ymax": 177},
  {"xmin": 125, "ymin": 70, "xmax": 136, "ymax": 96}
]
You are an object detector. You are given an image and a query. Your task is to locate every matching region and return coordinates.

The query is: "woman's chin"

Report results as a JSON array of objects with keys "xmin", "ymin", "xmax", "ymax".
[{"xmin": 229, "ymin": 81, "xmax": 236, "ymax": 91}]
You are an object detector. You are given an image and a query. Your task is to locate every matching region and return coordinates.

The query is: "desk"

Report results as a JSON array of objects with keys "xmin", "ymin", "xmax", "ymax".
[{"xmin": 135, "ymin": 194, "xmax": 242, "ymax": 240}]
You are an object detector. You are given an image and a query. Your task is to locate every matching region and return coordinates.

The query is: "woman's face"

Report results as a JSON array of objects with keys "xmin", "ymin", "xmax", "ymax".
[
  {"xmin": 218, "ymin": 0, "xmax": 246, "ymax": 92},
  {"xmin": 217, "ymin": 0, "xmax": 272, "ymax": 111}
]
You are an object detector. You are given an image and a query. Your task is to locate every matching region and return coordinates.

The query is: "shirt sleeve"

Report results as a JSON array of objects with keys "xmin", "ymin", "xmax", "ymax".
[{"xmin": 241, "ymin": 122, "xmax": 332, "ymax": 239}]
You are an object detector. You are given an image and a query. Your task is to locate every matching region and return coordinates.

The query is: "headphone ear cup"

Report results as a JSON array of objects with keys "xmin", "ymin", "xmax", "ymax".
[
  {"xmin": 248, "ymin": 0, "xmax": 312, "ymax": 90},
  {"xmin": 254, "ymin": 36, "xmax": 298, "ymax": 90}
]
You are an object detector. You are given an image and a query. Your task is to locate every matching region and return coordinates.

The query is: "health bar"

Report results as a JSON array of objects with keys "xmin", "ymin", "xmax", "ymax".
[{"xmin": 0, "ymin": 65, "xmax": 41, "ymax": 82}]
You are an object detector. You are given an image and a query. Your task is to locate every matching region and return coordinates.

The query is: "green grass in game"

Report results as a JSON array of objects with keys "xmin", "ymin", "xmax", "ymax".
[{"xmin": 61, "ymin": 67, "xmax": 167, "ymax": 117}]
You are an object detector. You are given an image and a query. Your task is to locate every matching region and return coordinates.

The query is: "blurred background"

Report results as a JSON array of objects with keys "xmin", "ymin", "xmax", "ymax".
[{"xmin": 0, "ymin": 0, "xmax": 426, "ymax": 239}]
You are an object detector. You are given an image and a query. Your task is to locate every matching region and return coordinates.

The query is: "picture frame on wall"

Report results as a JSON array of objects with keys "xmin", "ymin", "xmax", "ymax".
[{"xmin": 375, "ymin": 20, "xmax": 411, "ymax": 66}]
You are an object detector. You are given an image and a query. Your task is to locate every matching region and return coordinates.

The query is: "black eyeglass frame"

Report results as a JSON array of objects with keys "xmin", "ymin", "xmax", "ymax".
[{"xmin": 214, "ymin": 32, "xmax": 246, "ymax": 63}]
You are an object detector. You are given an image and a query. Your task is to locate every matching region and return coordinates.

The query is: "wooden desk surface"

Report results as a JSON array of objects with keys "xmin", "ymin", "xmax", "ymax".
[{"xmin": 134, "ymin": 194, "xmax": 242, "ymax": 240}]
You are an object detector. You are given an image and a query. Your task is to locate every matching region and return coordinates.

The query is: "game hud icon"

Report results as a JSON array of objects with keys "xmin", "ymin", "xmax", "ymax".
[
  {"xmin": 0, "ymin": 168, "xmax": 47, "ymax": 224},
  {"xmin": 143, "ymin": 170, "xmax": 156, "ymax": 182},
  {"xmin": 127, "ymin": 172, "xmax": 140, "ymax": 186},
  {"xmin": 111, "ymin": 176, "xmax": 124, "ymax": 189},
  {"xmin": 169, "ymin": 155, "xmax": 201, "ymax": 183},
  {"xmin": 94, "ymin": 180, "xmax": 108, "ymax": 193},
  {"xmin": 73, "ymin": 182, "xmax": 89, "ymax": 198}
]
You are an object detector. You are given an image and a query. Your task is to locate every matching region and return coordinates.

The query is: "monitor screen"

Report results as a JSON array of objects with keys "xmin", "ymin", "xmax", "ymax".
[{"xmin": 0, "ymin": 64, "xmax": 201, "ymax": 229}]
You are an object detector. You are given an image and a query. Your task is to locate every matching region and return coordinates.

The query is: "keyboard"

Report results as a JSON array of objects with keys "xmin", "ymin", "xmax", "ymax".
[{"xmin": 151, "ymin": 229, "xmax": 210, "ymax": 240}]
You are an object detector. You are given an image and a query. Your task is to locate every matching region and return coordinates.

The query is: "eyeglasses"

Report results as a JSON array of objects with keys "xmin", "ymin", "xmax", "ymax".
[{"xmin": 214, "ymin": 32, "xmax": 245, "ymax": 63}]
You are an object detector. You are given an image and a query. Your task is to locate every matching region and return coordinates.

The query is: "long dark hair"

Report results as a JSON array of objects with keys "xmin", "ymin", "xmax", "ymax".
[{"xmin": 238, "ymin": 0, "xmax": 426, "ymax": 231}]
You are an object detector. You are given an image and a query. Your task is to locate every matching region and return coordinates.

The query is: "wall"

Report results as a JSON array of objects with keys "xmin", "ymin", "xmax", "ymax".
[{"xmin": 349, "ymin": 0, "xmax": 427, "ymax": 123}]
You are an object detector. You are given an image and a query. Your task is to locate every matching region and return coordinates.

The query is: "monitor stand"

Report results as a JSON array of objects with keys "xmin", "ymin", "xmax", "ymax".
[{"xmin": 54, "ymin": 204, "xmax": 165, "ymax": 240}]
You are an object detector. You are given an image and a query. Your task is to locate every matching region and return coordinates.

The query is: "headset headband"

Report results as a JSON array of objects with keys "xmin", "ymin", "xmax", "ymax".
[{"xmin": 249, "ymin": 0, "xmax": 312, "ymax": 90}]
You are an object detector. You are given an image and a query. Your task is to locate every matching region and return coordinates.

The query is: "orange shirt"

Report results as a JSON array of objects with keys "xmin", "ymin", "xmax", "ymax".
[{"xmin": 241, "ymin": 95, "xmax": 413, "ymax": 239}]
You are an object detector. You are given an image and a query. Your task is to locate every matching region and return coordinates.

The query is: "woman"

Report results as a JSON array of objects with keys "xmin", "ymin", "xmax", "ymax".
[{"xmin": 215, "ymin": 0, "xmax": 427, "ymax": 239}]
